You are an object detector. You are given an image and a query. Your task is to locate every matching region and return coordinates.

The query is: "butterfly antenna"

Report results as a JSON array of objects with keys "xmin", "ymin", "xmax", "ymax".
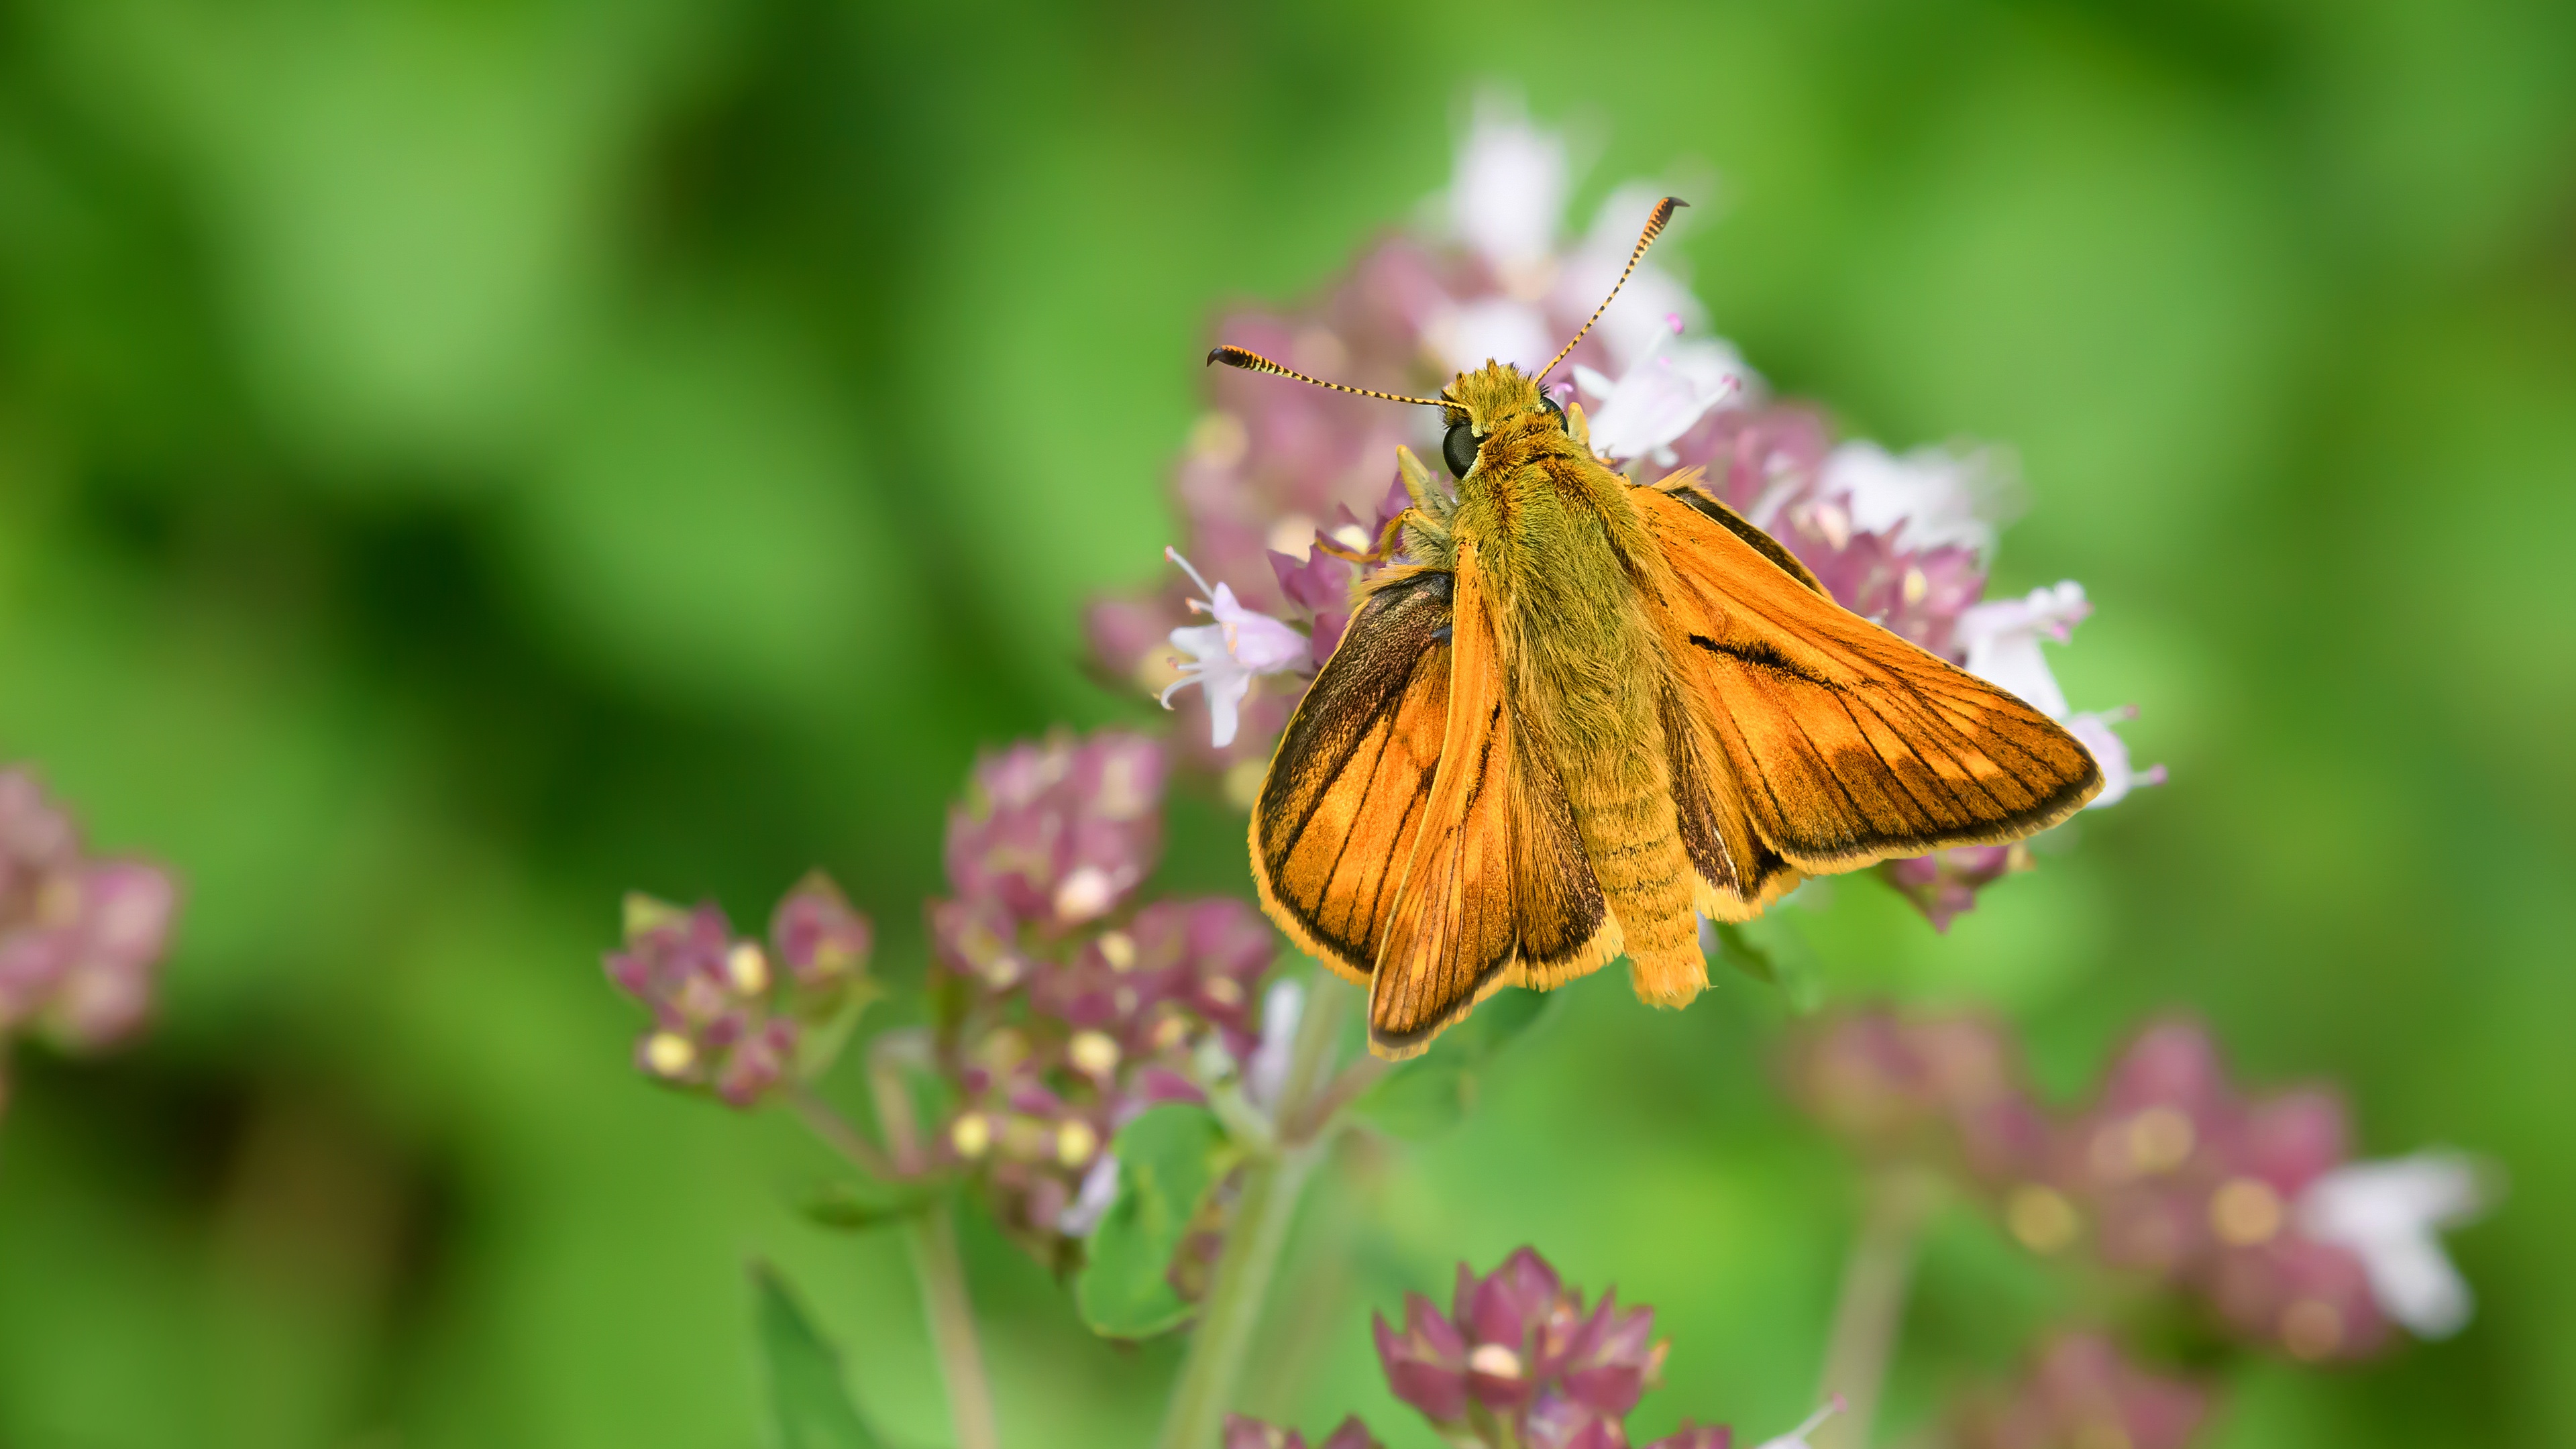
[
  {"xmin": 1205, "ymin": 345, "xmax": 1454, "ymax": 411},
  {"xmin": 1536, "ymin": 196, "xmax": 1686, "ymax": 385}
]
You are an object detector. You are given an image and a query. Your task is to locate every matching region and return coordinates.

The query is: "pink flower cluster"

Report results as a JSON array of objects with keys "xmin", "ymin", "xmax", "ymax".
[
  {"xmin": 1790, "ymin": 1012, "xmax": 2488, "ymax": 1362},
  {"xmin": 928, "ymin": 729, "xmax": 1281, "ymax": 1260},
  {"xmin": 603, "ymin": 872, "xmax": 873, "ymax": 1108},
  {"xmin": 1372, "ymin": 1247, "xmax": 1669, "ymax": 1448},
  {"xmin": 1958, "ymin": 1334, "xmax": 2208, "ymax": 1449},
  {"xmin": 0, "ymin": 766, "xmax": 178, "ymax": 1112},
  {"xmin": 1232, "ymin": 1246, "xmax": 1840, "ymax": 1449}
]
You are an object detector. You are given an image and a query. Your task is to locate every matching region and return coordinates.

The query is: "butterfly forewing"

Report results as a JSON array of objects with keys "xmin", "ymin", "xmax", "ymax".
[
  {"xmin": 1250, "ymin": 570, "xmax": 1454, "ymax": 983},
  {"xmin": 1365, "ymin": 541, "xmax": 1607, "ymax": 1055},
  {"xmin": 1635, "ymin": 479, "xmax": 2102, "ymax": 872}
]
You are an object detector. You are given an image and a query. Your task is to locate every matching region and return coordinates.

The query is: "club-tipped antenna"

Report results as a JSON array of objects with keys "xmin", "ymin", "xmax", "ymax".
[
  {"xmin": 1205, "ymin": 345, "xmax": 1454, "ymax": 411},
  {"xmin": 1535, "ymin": 196, "xmax": 1686, "ymax": 386}
]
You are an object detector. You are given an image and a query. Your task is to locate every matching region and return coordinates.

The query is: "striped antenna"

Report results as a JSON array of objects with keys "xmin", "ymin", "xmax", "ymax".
[
  {"xmin": 1534, "ymin": 196, "xmax": 1686, "ymax": 385},
  {"xmin": 1205, "ymin": 345, "xmax": 1454, "ymax": 410}
]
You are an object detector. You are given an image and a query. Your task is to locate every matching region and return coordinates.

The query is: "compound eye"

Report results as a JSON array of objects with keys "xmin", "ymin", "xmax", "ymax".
[
  {"xmin": 1538, "ymin": 392, "xmax": 1566, "ymax": 427},
  {"xmin": 1442, "ymin": 421, "xmax": 1479, "ymax": 478}
]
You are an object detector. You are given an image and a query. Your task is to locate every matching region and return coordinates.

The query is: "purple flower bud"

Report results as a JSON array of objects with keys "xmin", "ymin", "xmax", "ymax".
[
  {"xmin": 769, "ymin": 870, "xmax": 872, "ymax": 989},
  {"xmin": 1645, "ymin": 1424, "xmax": 1733, "ymax": 1449},
  {"xmin": 1314, "ymin": 1417, "xmax": 1383, "ymax": 1449},
  {"xmin": 1878, "ymin": 844, "xmax": 2027, "ymax": 932},
  {"xmin": 1223, "ymin": 1416, "xmax": 1382, "ymax": 1449},
  {"xmin": 1555, "ymin": 1293, "xmax": 1663, "ymax": 1419},
  {"xmin": 945, "ymin": 731, "xmax": 1166, "ymax": 928},
  {"xmin": 1374, "ymin": 1293, "xmax": 1470, "ymax": 1423},
  {"xmin": 1524, "ymin": 1389, "xmax": 1627, "ymax": 1449}
]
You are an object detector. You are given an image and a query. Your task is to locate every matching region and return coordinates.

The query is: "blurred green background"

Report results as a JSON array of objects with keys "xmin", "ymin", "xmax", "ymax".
[{"xmin": 1, "ymin": 0, "xmax": 2570, "ymax": 1444}]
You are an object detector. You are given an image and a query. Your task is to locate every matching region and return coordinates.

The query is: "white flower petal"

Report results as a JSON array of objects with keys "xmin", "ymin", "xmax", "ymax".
[
  {"xmin": 2299, "ymin": 1152, "xmax": 2492, "ymax": 1338},
  {"xmin": 1448, "ymin": 96, "xmax": 1566, "ymax": 277},
  {"xmin": 1582, "ymin": 331, "xmax": 1743, "ymax": 462},
  {"xmin": 1752, "ymin": 1396, "xmax": 1844, "ymax": 1449},
  {"xmin": 1244, "ymin": 977, "xmax": 1305, "ymax": 1113},
  {"xmin": 1431, "ymin": 297, "xmax": 1554, "ymax": 374},
  {"xmin": 1057, "ymin": 1153, "xmax": 1123, "ymax": 1237},
  {"xmin": 1959, "ymin": 581, "xmax": 2091, "ymax": 720},
  {"xmin": 1822, "ymin": 441, "xmax": 2008, "ymax": 557},
  {"xmin": 2065, "ymin": 709, "xmax": 2165, "ymax": 808}
]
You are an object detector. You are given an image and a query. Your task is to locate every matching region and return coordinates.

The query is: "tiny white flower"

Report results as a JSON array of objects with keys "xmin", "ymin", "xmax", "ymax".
[
  {"xmin": 1753, "ymin": 1395, "xmax": 1844, "ymax": 1449},
  {"xmin": 1161, "ymin": 548, "xmax": 1306, "ymax": 749},
  {"xmin": 1057, "ymin": 1152, "xmax": 1123, "ymax": 1238},
  {"xmin": 1573, "ymin": 313, "xmax": 1743, "ymax": 465},
  {"xmin": 1821, "ymin": 441, "xmax": 2010, "ymax": 558},
  {"xmin": 1956, "ymin": 580, "xmax": 2092, "ymax": 720},
  {"xmin": 1448, "ymin": 95, "xmax": 1568, "ymax": 295},
  {"xmin": 2298, "ymin": 1151, "xmax": 2493, "ymax": 1339},
  {"xmin": 1428, "ymin": 296, "xmax": 1556, "ymax": 374},
  {"xmin": 1244, "ymin": 977, "xmax": 1305, "ymax": 1113},
  {"xmin": 2065, "ymin": 708, "xmax": 2168, "ymax": 808}
]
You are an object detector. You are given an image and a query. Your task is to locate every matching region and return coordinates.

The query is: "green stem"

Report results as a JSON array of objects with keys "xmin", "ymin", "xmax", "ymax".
[
  {"xmin": 786, "ymin": 1044, "xmax": 1000, "ymax": 1449},
  {"xmin": 1812, "ymin": 1167, "xmax": 1938, "ymax": 1449},
  {"xmin": 1153, "ymin": 970, "xmax": 1352, "ymax": 1449},
  {"xmin": 909, "ymin": 1201, "xmax": 1002, "ymax": 1449}
]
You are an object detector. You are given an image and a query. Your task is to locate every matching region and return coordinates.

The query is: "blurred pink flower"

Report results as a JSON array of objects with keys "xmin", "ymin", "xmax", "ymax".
[
  {"xmin": 602, "ymin": 872, "xmax": 874, "ymax": 1110},
  {"xmin": 0, "ymin": 766, "xmax": 179, "ymax": 1112},
  {"xmin": 927, "ymin": 729, "xmax": 1287, "ymax": 1266},
  {"xmin": 1959, "ymin": 1334, "xmax": 2208, "ymax": 1449}
]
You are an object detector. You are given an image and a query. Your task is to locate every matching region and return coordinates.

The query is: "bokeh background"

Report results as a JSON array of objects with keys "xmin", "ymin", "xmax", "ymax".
[{"xmin": 2, "ymin": 0, "xmax": 2571, "ymax": 1444}]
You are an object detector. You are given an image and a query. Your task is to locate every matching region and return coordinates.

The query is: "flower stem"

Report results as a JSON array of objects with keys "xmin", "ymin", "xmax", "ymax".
[
  {"xmin": 1154, "ymin": 969, "xmax": 1352, "ymax": 1449},
  {"xmin": 909, "ymin": 1200, "xmax": 1002, "ymax": 1449},
  {"xmin": 1813, "ymin": 1167, "xmax": 1938, "ymax": 1449},
  {"xmin": 784, "ymin": 1049, "xmax": 1000, "ymax": 1449}
]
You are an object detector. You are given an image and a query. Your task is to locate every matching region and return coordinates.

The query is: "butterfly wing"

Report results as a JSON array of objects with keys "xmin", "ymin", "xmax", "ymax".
[
  {"xmin": 1251, "ymin": 568, "xmax": 1456, "ymax": 985},
  {"xmin": 1635, "ymin": 478, "xmax": 2102, "ymax": 887},
  {"xmin": 1367, "ymin": 537, "xmax": 1615, "ymax": 1057}
]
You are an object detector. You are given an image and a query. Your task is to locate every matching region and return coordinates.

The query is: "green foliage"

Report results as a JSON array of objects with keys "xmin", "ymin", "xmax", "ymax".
[
  {"xmin": 751, "ymin": 1263, "xmax": 887, "ymax": 1449},
  {"xmin": 1352, "ymin": 986, "xmax": 1556, "ymax": 1138},
  {"xmin": 0, "ymin": 2, "xmax": 2571, "ymax": 1444},
  {"xmin": 800, "ymin": 1179, "xmax": 940, "ymax": 1233},
  {"xmin": 1708, "ymin": 916, "xmax": 1825, "ymax": 1014},
  {"xmin": 1075, "ymin": 1103, "xmax": 1236, "ymax": 1340}
]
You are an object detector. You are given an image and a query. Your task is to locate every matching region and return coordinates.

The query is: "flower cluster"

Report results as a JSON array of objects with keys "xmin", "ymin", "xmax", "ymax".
[
  {"xmin": 1091, "ymin": 96, "xmax": 2157, "ymax": 920},
  {"xmin": 1956, "ymin": 1334, "xmax": 2208, "ymax": 1449},
  {"xmin": 0, "ymin": 765, "xmax": 178, "ymax": 1114},
  {"xmin": 1229, "ymin": 1246, "xmax": 1840, "ymax": 1449},
  {"xmin": 928, "ymin": 728, "xmax": 1288, "ymax": 1263},
  {"xmin": 604, "ymin": 871, "xmax": 875, "ymax": 1108},
  {"xmin": 1789, "ymin": 1011, "xmax": 2490, "ymax": 1361}
]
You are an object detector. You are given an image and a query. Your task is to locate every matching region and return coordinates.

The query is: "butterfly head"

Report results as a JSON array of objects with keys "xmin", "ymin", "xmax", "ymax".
[
  {"xmin": 1205, "ymin": 197, "xmax": 1684, "ymax": 479},
  {"xmin": 1435, "ymin": 364, "xmax": 1568, "ymax": 479}
]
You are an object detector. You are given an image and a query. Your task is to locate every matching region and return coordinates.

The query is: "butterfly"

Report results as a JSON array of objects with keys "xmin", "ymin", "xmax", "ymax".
[{"xmin": 1213, "ymin": 199, "xmax": 2101, "ymax": 1059}]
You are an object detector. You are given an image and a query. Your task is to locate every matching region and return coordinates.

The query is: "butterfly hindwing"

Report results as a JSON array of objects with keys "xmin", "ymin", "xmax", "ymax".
[
  {"xmin": 1635, "ymin": 477, "xmax": 2102, "ymax": 875},
  {"xmin": 1251, "ymin": 568, "xmax": 1454, "ymax": 984}
]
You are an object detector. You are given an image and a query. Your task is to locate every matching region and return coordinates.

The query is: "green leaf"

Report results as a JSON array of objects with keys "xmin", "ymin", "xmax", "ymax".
[
  {"xmin": 1349, "ymin": 985, "xmax": 1556, "ymax": 1139},
  {"xmin": 1075, "ymin": 1102, "xmax": 1234, "ymax": 1339},
  {"xmin": 751, "ymin": 1261, "xmax": 886, "ymax": 1449},
  {"xmin": 799, "ymin": 1177, "xmax": 939, "ymax": 1232},
  {"xmin": 1715, "ymin": 915, "xmax": 1824, "ymax": 1013}
]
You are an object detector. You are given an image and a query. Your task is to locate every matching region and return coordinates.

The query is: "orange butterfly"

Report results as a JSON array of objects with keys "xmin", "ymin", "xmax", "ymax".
[{"xmin": 1214, "ymin": 199, "xmax": 2100, "ymax": 1059}]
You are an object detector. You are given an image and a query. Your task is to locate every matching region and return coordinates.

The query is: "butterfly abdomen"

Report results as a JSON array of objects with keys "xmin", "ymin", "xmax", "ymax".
[{"xmin": 1470, "ymin": 472, "xmax": 1707, "ymax": 1006}]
